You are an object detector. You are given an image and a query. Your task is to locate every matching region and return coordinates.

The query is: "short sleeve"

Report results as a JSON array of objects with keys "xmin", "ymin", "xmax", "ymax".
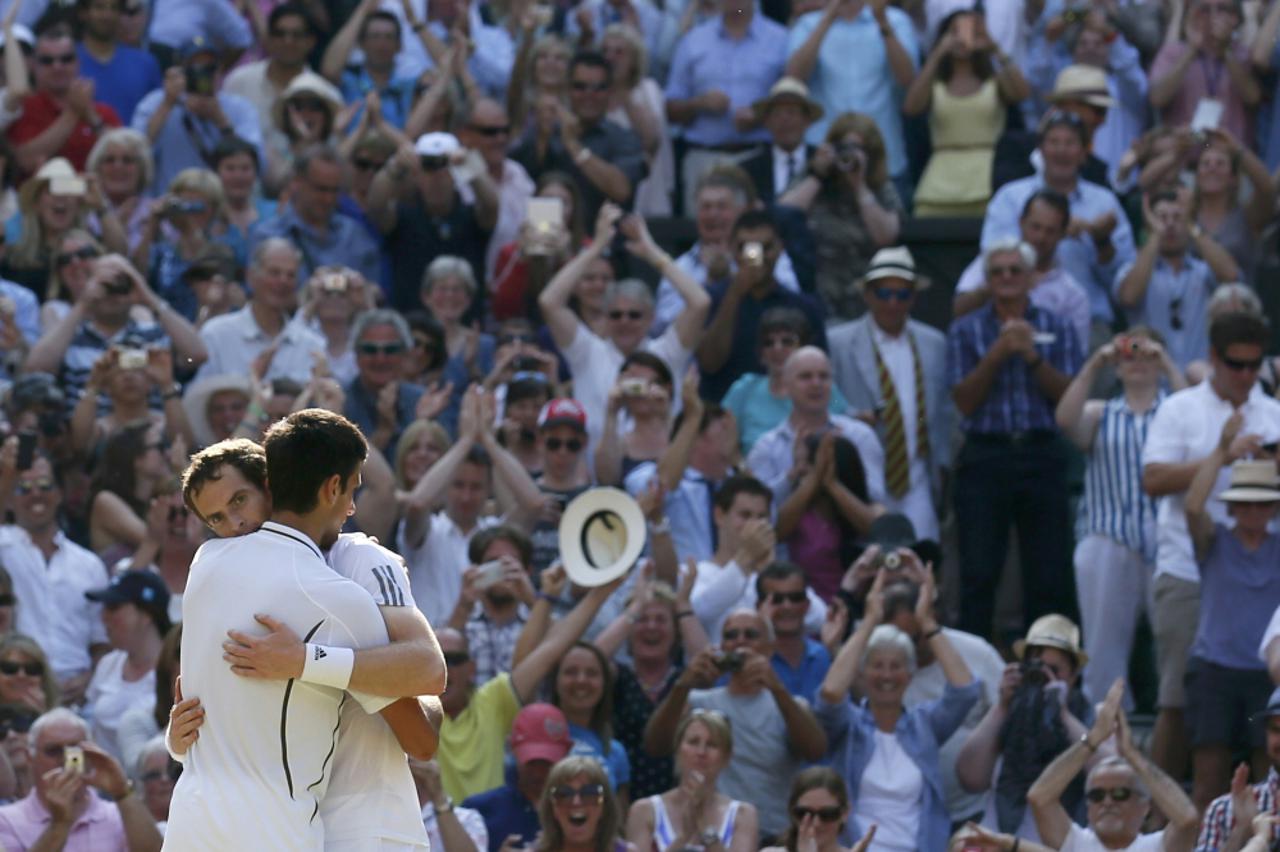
[
  {"xmin": 332, "ymin": 534, "xmax": 418, "ymax": 610},
  {"xmin": 1261, "ymin": 605, "xmax": 1280, "ymax": 663},
  {"xmin": 474, "ymin": 672, "xmax": 521, "ymax": 731},
  {"xmin": 1142, "ymin": 397, "xmax": 1187, "ymax": 466}
]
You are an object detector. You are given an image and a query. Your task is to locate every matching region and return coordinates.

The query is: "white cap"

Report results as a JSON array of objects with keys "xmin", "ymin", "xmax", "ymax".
[{"xmin": 414, "ymin": 132, "xmax": 460, "ymax": 158}]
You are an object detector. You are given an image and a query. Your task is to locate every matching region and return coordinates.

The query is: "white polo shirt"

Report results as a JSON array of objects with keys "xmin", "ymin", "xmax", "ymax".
[
  {"xmin": 1142, "ymin": 381, "xmax": 1280, "ymax": 583},
  {"xmin": 322, "ymin": 533, "xmax": 428, "ymax": 851},
  {"xmin": 748, "ymin": 414, "xmax": 887, "ymax": 508},
  {"xmin": 194, "ymin": 306, "xmax": 325, "ymax": 386},
  {"xmin": 0, "ymin": 525, "xmax": 107, "ymax": 680},
  {"xmin": 165, "ymin": 522, "xmax": 393, "ymax": 852}
]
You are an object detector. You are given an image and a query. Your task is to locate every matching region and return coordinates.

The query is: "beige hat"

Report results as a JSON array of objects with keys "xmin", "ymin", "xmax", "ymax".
[
  {"xmin": 272, "ymin": 71, "xmax": 343, "ymax": 133},
  {"xmin": 19, "ymin": 158, "xmax": 83, "ymax": 211},
  {"xmin": 1049, "ymin": 65, "xmax": 1115, "ymax": 110},
  {"xmin": 558, "ymin": 487, "xmax": 647, "ymax": 588},
  {"xmin": 182, "ymin": 374, "xmax": 253, "ymax": 449},
  {"xmin": 1013, "ymin": 613, "xmax": 1088, "ymax": 667},
  {"xmin": 1217, "ymin": 459, "xmax": 1280, "ymax": 503},
  {"xmin": 751, "ymin": 77, "xmax": 825, "ymax": 123},
  {"xmin": 855, "ymin": 246, "xmax": 931, "ymax": 293}
]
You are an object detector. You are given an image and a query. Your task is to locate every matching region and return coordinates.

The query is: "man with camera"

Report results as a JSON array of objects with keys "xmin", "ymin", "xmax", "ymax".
[
  {"xmin": 642, "ymin": 608, "xmax": 827, "ymax": 840},
  {"xmin": 133, "ymin": 36, "xmax": 262, "ymax": 192}
]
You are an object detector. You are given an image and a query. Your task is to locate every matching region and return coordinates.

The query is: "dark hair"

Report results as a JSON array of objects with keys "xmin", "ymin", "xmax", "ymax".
[
  {"xmin": 881, "ymin": 579, "xmax": 919, "ymax": 622},
  {"xmin": 153, "ymin": 624, "xmax": 182, "ymax": 730},
  {"xmin": 820, "ymin": 436, "xmax": 870, "ymax": 502},
  {"xmin": 90, "ymin": 422, "xmax": 153, "ymax": 519},
  {"xmin": 263, "ymin": 410, "xmax": 367, "ymax": 514},
  {"xmin": 1038, "ymin": 109, "xmax": 1089, "ymax": 148},
  {"xmin": 755, "ymin": 560, "xmax": 807, "ymax": 601},
  {"xmin": 713, "ymin": 474, "xmax": 773, "ymax": 513},
  {"xmin": 671, "ymin": 401, "xmax": 725, "ymax": 441},
  {"xmin": 1020, "ymin": 188, "xmax": 1070, "ymax": 230},
  {"xmin": 550, "ymin": 641, "xmax": 616, "ymax": 754},
  {"xmin": 569, "ymin": 49, "xmax": 612, "ymax": 87},
  {"xmin": 1210, "ymin": 311, "xmax": 1271, "ymax": 356},
  {"xmin": 403, "ymin": 310, "xmax": 448, "ymax": 373},
  {"xmin": 536, "ymin": 171, "xmax": 586, "ymax": 248},
  {"xmin": 270, "ymin": 377, "xmax": 305, "ymax": 398},
  {"xmin": 781, "ymin": 768, "xmax": 850, "ymax": 852},
  {"xmin": 758, "ymin": 307, "xmax": 812, "ymax": 348},
  {"xmin": 359, "ymin": 9, "xmax": 401, "ymax": 41},
  {"xmin": 462, "ymin": 445, "xmax": 493, "ymax": 470},
  {"xmin": 507, "ymin": 374, "xmax": 552, "ymax": 407},
  {"xmin": 731, "ymin": 209, "xmax": 778, "ymax": 240},
  {"xmin": 936, "ymin": 11, "xmax": 994, "ymax": 81},
  {"xmin": 210, "ymin": 135, "xmax": 261, "ymax": 174},
  {"xmin": 1148, "ymin": 188, "xmax": 1181, "ymax": 208},
  {"xmin": 467, "ymin": 524, "xmax": 533, "ymax": 566},
  {"xmin": 268, "ymin": 3, "xmax": 316, "ymax": 36},
  {"xmin": 182, "ymin": 438, "xmax": 267, "ymax": 519},
  {"xmin": 619, "ymin": 350, "xmax": 673, "ymax": 389}
]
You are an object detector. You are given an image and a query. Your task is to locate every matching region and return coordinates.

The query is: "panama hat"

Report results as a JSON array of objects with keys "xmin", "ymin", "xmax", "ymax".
[
  {"xmin": 558, "ymin": 487, "xmax": 646, "ymax": 588},
  {"xmin": 182, "ymin": 374, "xmax": 253, "ymax": 449},
  {"xmin": 1013, "ymin": 613, "xmax": 1088, "ymax": 668},
  {"xmin": 855, "ymin": 246, "xmax": 931, "ymax": 293},
  {"xmin": 1217, "ymin": 459, "xmax": 1280, "ymax": 502},
  {"xmin": 1049, "ymin": 65, "xmax": 1115, "ymax": 110},
  {"xmin": 272, "ymin": 71, "xmax": 343, "ymax": 134},
  {"xmin": 751, "ymin": 77, "xmax": 824, "ymax": 123},
  {"xmin": 19, "ymin": 158, "xmax": 83, "ymax": 211}
]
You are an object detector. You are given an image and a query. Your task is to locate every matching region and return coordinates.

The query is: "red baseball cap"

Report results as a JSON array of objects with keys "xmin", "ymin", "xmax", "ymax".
[
  {"xmin": 510, "ymin": 703, "xmax": 573, "ymax": 765},
  {"xmin": 537, "ymin": 398, "xmax": 587, "ymax": 433}
]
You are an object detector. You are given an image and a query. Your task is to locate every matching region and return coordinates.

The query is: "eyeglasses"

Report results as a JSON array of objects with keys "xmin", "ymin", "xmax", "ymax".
[
  {"xmin": 55, "ymin": 246, "xmax": 98, "ymax": 267},
  {"xmin": 762, "ymin": 334, "xmax": 800, "ymax": 349},
  {"xmin": 290, "ymin": 97, "xmax": 327, "ymax": 112},
  {"xmin": 793, "ymin": 806, "xmax": 842, "ymax": 823},
  {"xmin": 352, "ymin": 157, "xmax": 384, "ymax": 172},
  {"xmin": 36, "ymin": 53, "xmax": 76, "ymax": 66},
  {"xmin": 271, "ymin": 27, "xmax": 312, "ymax": 40},
  {"xmin": 768, "ymin": 591, "xmax": 806, "ymax": 605},
  {"xmin": 570, "ymin": 81, "xmax": 609, "ymax": 93},
  {"xmin": 15, "ymin": 478, "xmax": 54, "ymax": 496},
  {"xmin": 544, "ymin": 437, "xmax": 583, "ymax": 453},
  {"xmin": 357, "ymin": 342, "xmax": 407, "ymax": 357},
  {"xmin": 551, "ymin": 783, "xmax": 605, "ymax": 802},
  {"xmin": 0, "ymin": 711, "xmax": 35, "ymax": 739},
  {"xmin": 608, "ymin": 309, "xmax": 645, "ymax": 321},
  {"xmin": 872, "ymin": 287, "xmax": 913, "ymax": 302},
  {"xmin": 0, "ymin": 660, "xmax": 43, "ymax": 677},
  {"xmin": 1221, "ymin": 353, "xmax": 1264, "ymax": 372},
  {"xmin": 1042, "ymin": 109, "xmax": 1086, "ymax": 129},
  {"xmin": 443, "ymin": 651, "xmax": 470, "ymax": 666},
  {"xmin": 1086, "ymin": 787, "xmax": 1134, "ymax": 804},
  {"xmin": 722, "ymin": 628, "xmax": 761, "ymax": 641},
  {"xmin": 471, "ymin": 124, "xmax": 510, "ymax": 137},
  {"xmin": 1169, "ymin": 297, "xmax": 1183, "ymax": 332}
]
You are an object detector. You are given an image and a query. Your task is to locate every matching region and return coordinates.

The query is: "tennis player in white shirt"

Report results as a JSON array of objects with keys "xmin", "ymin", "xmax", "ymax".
[{"xmin": 173, "ymin": 433, "xmax": 447, "ymax": 851}]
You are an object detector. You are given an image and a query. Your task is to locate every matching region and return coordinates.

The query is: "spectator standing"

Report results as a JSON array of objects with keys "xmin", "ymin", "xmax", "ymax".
[
  {"xmin": 74, "ymin": 0, "xmax": 161, "ymax": 125},
  {"xmin": 1188, "ymin": 128, "xmax": 1274, "ymax": 285},
  {"xmin": 145, "ymin": 0, "xmax": 251, "ymax": 68},
  {"xmin": 948, "ymin": 239, "xmax": 1083, "ymax": 640},
  {"xmin": 443, "ymin": 526, "xmax": 536, "ymax": 687},
  {"xmin": 828, "ymin": 248, "xmax": 949, "ymax": 541},
  {"xmin": 86, "ymin": 129, "xmax": 155, "ymax": 252},
  {"xmin": 320, "ymin": 1, "xmax": 418, "ymax": 129},
  {"xmin": 757, "ymin": 562, "xmax": 831, "ymax": 700},
  {"xmin": 738, "ymin": 78, "xmax": 821, "ymax": 207},
  {"xmin": 602, "ymin": 24, "xmax": 672, "ymax": 216},
  {"xmin": 455, "ymin": 98, "xmax": 534, "ymax": 284}
]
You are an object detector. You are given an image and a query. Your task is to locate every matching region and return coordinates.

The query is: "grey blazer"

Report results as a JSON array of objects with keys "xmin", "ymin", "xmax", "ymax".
[{"xmin": 827, "ymin": 316, "xmax": 954, "ymax": 476}]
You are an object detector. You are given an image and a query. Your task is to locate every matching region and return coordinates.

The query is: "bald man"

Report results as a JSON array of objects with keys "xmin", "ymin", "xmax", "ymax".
[
  {"xmin": 746, "ymin": 346, "xmax": 886, "ymax": 522},
  {"xmin": 456, "ymin": 98, "xmax": 534, "ymax": 281}
]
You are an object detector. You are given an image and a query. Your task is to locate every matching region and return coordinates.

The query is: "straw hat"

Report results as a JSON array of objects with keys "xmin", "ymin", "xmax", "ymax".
[
  {"xmin": 854, "ymin": 246, "xmax": 931, "ymax": 292},
  {"xmin": 1013, "ymin": 613, "xmax": 1088, "ymax": 667},
  {"xmin": 18, "ymin": 158, "xmax": 81, "ymax": 211},
  {"xmin": 558, "ymin": 487, "xmax": 646, "ymax": 588},
  {"xmin": 1049, "ymin": 65, "xmax": 1115, "ymax": 110},
  {"xmin": 751, "ymin": 77, "xmax": 825, "ymax": 123},
  {"xmin": 182, "ymin": 374, "xmax": 253, "ymax": 449},
  {"xmin": 272, "ymin": 71, "xmax": 343, "ymax": 133},
  {"xmin": 1217, "ymin": 459, "xmax": 1280, "ymax": 503}
]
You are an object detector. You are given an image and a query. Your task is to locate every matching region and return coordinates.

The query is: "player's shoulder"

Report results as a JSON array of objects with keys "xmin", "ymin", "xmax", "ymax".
[{"xmin": 328, "ymin": 533, "xmax": 413, "ymax": 608}]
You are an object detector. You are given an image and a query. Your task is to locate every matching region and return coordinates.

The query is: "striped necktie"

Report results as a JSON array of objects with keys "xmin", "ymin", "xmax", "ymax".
[{"xmin": 872, "ymin": 334, "xmax": 930, "ymax": 499}]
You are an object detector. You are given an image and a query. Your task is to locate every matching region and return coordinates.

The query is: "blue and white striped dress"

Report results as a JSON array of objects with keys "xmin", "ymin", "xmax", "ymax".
[{"xmin": 1080, "ymin": 394, "xmax": 1165, "ymax": 562}]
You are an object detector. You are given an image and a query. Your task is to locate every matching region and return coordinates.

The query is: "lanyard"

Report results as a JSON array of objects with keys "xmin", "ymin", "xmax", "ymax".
[{"xmin": 1199, "ymin": 56, "xmax": 1224, "ymax": 97}]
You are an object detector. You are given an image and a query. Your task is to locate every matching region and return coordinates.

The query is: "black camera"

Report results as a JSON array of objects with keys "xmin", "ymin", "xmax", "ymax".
[
  {"xmin": 104, "ymin": 276, "xmax": 134, "ymax": 296},
  {"xmin": 185, "ymin": 62, "xmax": 217, "ymax": 96},
  {"xmin": 714, "ymin": 649, "xmax": 744, "ymax": 674},
  {"xmin": 1021, "ymin": 658, "xmax": 1052, "ymax": 687}
]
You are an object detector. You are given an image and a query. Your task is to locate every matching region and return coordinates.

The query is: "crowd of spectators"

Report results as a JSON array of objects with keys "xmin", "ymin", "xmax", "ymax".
[{"xmin": 0, "ymin": 0, "xmax": 1278, "ymax": 847}]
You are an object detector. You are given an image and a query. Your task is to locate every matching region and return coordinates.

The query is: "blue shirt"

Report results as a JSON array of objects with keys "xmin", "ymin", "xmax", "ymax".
[
  {"xmin": 147, "ymin": 0, "xmax": 252, "ymax": 50},
  {"xmin": 131, "ymin": 89, "xmax": 263, "ymax": 195},
  {"xmin": 566, "ymin": 723, "xmax": 630, "ymax": 791},
  {"xmin": 624, "ymin": 462, "xmax": 722, "ymax": 564},
  {"xmin": 946, "ymin": 302, "xmax": 1084, "ymax": 435},
  {"xmin": 338, "ymin": 66, "xmax": 418, "ymax": 130},
  {"xmin": 0, "ymin": 279, "xmax": 39, "ymax": 346},
  {"xmin": 1114, "ymin": 253, "xmax": 1216, "ymax": 371},
  {"xmin": 343, "ymin": 378, "xmax": 424, "ymax": 454},
  {"xmin": 665, "ymin": 14, "xmax": 789, "ymax": 147},
  {"xmin": 981, "ymin": 175, "xmax": 1136, "ymax": 323},
  {"xmin": 462, "ymin": 781, "xmax": 539, "ymax": 852},
  {"xmin": 787, "ymin": 6, "xmax": 918, "ymax": 177},
  {"xmin": 248, "ymin": 206, "xmax": 382, "ymax": 286},
  {"xmin": 770, "ymin": 637, "xmax": 830, "ymax": 702},
  {"xmin": 1193, "ymin": 524, "xmax": 1280, "ymax": 670},
  {"xmin": 76, "ymin": 44, "xmax": 162, "ymax": 126},
  {"xmin": 723, "ymin": 372, "xmax": 850, "ymax": 453}
]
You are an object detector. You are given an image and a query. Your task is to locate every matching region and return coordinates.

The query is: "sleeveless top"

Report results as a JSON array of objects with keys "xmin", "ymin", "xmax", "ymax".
[
  {"xmin": 650, "ymin": 794, "xmax": 740, "ymax": 851},
  {"xmin": 914, "ymin": 79, "xmax": 1005, "ymax": 208},
  {"xmin": 1081, "ymin": 394, "xmax": 1163, "ymax": 561}
]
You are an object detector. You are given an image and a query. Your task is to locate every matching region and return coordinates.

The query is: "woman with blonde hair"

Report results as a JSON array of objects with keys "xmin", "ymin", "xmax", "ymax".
[
  {"xmin": 778, "ymin": 112, "xmax": 902, "ymax": 320},
  {"xmin": 394, "ymin": 418, "xmax": 452, "ymax": 491},
  {"xmin": 87, "ymin": 129, "xmax": 155, "ymax": 250},
  {"xmin": 601, "ymin": 23, "xmax": 672, "ymax": 216},
  {"xmin": 40, "ymin": 228, "xmax": 104, "ymax": 331},
  {"xmin": 537, "ymin": 755, "xmax": 636, "ymax": 852},
  {"xmin": 0, "ymin": 634, "xmax": 58, "ymax": 713},
  {"xmin": 507, "ymin": 33, "xmax": 572, "ymax": 131}
]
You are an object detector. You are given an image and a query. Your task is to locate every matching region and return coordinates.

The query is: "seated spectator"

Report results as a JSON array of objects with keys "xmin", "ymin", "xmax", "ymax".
[
  {"xmin": 82, "ymin": 570, "xmax": 169, "ymax": 763},
  {"xmin": 291, "ymin": 265, "xmax": 370, "ymax": 386},
  {"xmin": 0, "ymin": 708, "xmax": 162, "ymax": 850},
  {"xmin": 626, "ymin": 710, "xmax": 757, "ymax": 851},
  {"xmin": 194, "ymin": 238, "xmax": 324, "ymax": 384},
  {"xmin": 1062, "ymin": 34, "xmax": 1148, "ymax": 184},
  {"xmin": 528, "ymin": 399, "xmax": 590, "ymax": 571},
  {"xmin": 1056, "ymin": 329, "xmax": 1183, "ymax": 705},
  {"xmin": 690, "ymin": 476, "xmax": 783, "ymax": 637},
  {"xmin": 1026, "ymin": 683, "xmax": 1200, "ymax": 850},
  {"xmin": 777, "ymin": 113, "xmax": 901, "ymax": 321},
  {"xmin": 1150, "ymin": 0, "xmax": 1259, "ymax": 148},
  {"xmin": 644, "ymin": 608, "xmax": 828, "ymax": 839},
  {"xmin": 409, "ymin": 757, "xmax": 488, "ymax": 852},
  {"xmin": 37, "ymin": 229, "xmax": 99, "ymax": 332},
  {"xmin": 368, "ymin": 133, "xmax": 497, "ymax": 312},
  {"xmin": 6, "ymin": 28, "xmax": 121, "ymax": 178},
  {"xmin": 116, "ymin": 623, "xmax": 179, "ymax": 773},
  {"xmin": 212, "ymin": 136, "xmax": 275, "ymax": 243},
  {"xmin": 75, "ymin": 0, "xmax": 161, "ymax": 126},
  {"xmin": 85, "ymin": 128, "xmax": 154, "ymax": 252},
  {"xmin": 818, "ymin": 572, "xmax": 978, "ymax": 851},
  {"xmin": 601, "ymin": 24, "xmax": 671, "ymax": 216},
  {"xmin": 490, "ymin": 171, "xmax": 582, "ymax": 323},
  {"xmin": 1184, "ymin": 440, "xmax": 1280, "ymax": 809},
  {"xmin": 320, "ymin": 7, "xmax": 416, "ymax": 129},
  {"xmin": 1196, "ymin": 687, "xmax": 1280, "ymax": 851},
  {"xmin": 535, "ymin": 755, "xmax": 637, "ymax": 852},
  {"xmin": 551, "ymin": 642, "xmax": 630, "ymax": 797},
  {"xmin": 595, "ymin": 352, "xmax": 676, "ymax": 487},
  {"xmin": 905, "ymin": 11, "xmax": 1030, "ymax": 217},
  {"xmin": 1188, "ymin": 128, "xmax": 1274, "ymax": 285},
  {"xmin": 134, "ymin": 736, "xmax": 174, "ymax": 826},
  {"xmin": 726, "ymin": 308, "xmax": 847, "ymax": 455},
  {"xmin": 0, "ymin": 566, "xmax": 15, "ymax": 637},
  {"xmin": 1115, "ymin": 190, "xmax": 1239, "ymax": 372},
  {"xmin": 249, "ymin": 144, "xmax": 381, "ymax": 285},
  {"xmin": 761, "ymin": 768, "xmax": 868, "ymax": 852},
  {"xmin": 133, "ymin": 167, "xmax": 246, "ymax": 322},
  {"xmin": 0, "ymin": 635, "xmax": 58, "ymax": 714},
  {"xmin": 443, "ymin": 525, "xmax": 536, "ymax": 686},
  {"xmin": 342, "ymin": 308, "xmax": 424, "ymax": 454}
]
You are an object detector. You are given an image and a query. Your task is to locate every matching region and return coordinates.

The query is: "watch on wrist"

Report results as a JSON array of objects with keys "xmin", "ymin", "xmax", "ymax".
[
  {"xmin": 111, "ymin": 779, "xmax": 135, "ymax": 801},
  {"xmin": 435, "ymin": 795, "xmax": 454, "ymax": 813},
  {"xmin": 1080, "ymin": 732, "xmax": 1098, "ymax": 752},
  {"xmin": 700, "ymin": 828, "xmax": 719, "ymax": 847}
]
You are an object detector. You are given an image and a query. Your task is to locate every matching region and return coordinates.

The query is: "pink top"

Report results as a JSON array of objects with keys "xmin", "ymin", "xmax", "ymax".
[
  {"xmin": 1150, "ymin": 41, "xmax": 1252, "ymax": 142},
  {"xmin": 0, "ymin": 789, "xmax": 127, "ymax": 852},
  {"xmin": 786, "ymin": 510, "xmax": 844, "ymax": 602}
]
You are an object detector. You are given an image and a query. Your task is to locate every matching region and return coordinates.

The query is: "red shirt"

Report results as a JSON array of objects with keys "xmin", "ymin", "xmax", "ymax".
[{"xmin": 6, "ymin": 91, "xmax": 121, "ymax": 174}]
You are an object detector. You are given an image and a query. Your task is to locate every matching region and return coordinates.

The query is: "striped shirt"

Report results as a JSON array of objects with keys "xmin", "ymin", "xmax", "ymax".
[
  {"xmin": 946, "ymin": 302, "xmax": 1084, "ymax": 435},
  {"xmin": 1196, "ymin": 767, "xmax": 1280, "ymax": 851},
  {"xmin": 1081, "ymin": 394, "xmax": 1164, "ymax": 560},
  {"xmin": 62, "ymin": 318, "xmax": 170, "ymax": 411}
]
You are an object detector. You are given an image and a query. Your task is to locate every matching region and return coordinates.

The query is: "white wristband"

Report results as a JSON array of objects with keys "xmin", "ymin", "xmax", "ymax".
[{"xmin": 300, "ymin": 644, "xmax": 354, "ymax": 690}]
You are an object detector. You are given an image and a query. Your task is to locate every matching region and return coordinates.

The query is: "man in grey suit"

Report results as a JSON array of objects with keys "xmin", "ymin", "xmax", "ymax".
[{"xmin": 827, "ymin": 247, "xmax": 950, "ymax": 540}]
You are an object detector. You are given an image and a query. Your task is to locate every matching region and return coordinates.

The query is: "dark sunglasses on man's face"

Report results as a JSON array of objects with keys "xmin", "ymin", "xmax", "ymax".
[
  {"xmin": 471, "ymin": 124, "xmax": 510, "ymax": 137},
  {"xmin": 443, "ymin": 651, "xmax": 470, "ymax": 667},
  {"xmin": 0, "ymin": 710, "xmax": 35, "ymax": 739},
  {"xmin": 872, "ymin": 287, "xmax": 913, "ymax": 303},
  {"xmin": 352, "ymin": 157, "xmax": 385, "ymax": 173},
  {"xmin": 608, "ymin": 309, "xmax": 644, "ymax": 322},
  {"xmin": 793, "ymin": 806, "xmax": 842, "ymax": 823},
  {"xmin": 544, "ymin": 437, "xmax": 583, "ymax": 453},
  {"xmin": 1085, "ymin": 787, "xmax": 1134, "ymax": 804},
  {"xmin": 769, "ymin": 591, "xmax": 806, "ymax": 605},
  {"xmin": 722, "ymin": 628, "xmax": 761, "ymax": 641},
  {"xmin": 36, "ymin": 53, "xmax": 76, "ymax": 67},
  {"xmin": 0, "ymin": 660, "xmax": 43, "ymax": 677},
  {"xmin": 1221, "ymin": 354, "xmax": 1264, "ymax": 372},
  {"xmin": 570, "ymin": 80, "xmax": 608, "ymax": 93},
  {"xmin": 420, "ymin": 156, "xmax": 449, "ymax": 172},
  {"xmin": 357, "ymin": 342, "xmax": 406, "ymax": 357}
]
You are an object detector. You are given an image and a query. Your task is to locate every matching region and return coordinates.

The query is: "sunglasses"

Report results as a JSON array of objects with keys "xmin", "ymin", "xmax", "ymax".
[
  {"xmin": 608, "ymin": 309, "xmax": 645, "ymax": 321},
  {"xmin": 55, "ymin": 246, "xmax": 98, "ymax": 267},
  {"xmin": 545, "ymin": 437, "xmax": 583, "ymax": 453},
  {"xmin": 146, "ymin": 439, "xmax": 171, "ymax": 452},
  {"xmin": 443, "ymin": 651, "xmax": 471, "ymax": 666},
  {"xmin": 0, "ymin": 660, "xmax": 43, "ymax": 677},
  {"xmin": 15, "ymin": 478, "xmax": 54, "ymax": 496},
  {"xmin": 271, "ymin": 27, "xmax": 312, "ymax": 40},
  {"xmin": 352, "ymin": 157, "xmax": 384, "ymax": 172},
  {"xmin": 290, "ymin": 97, "xmax": 327, "ymax": 112},
  {"xmin": 471, "ymin": 124, "xmax": 510, "ymax": 137},
  {"xmin": 793, "ymin": 806, "xmax": 842, "ymax": 823},
  {"xmin": 1221, "ymin": 354, "xmax": 1264, "ymax": 372},
  {"xmin": 571, "ymin": 81, "xmax": 608, "ymax": 93},
  {"xmin": 872, "ymin": 287, "xmax": 913, "ymax": 302},
  {"xmin": 0, "ymin": 711, "xmax": 35, "ymax": 739},
  {"xmin": 36, "ymin": 53, "xmax": 76, "ymax": 66},
  {"xmin": 722, "ymin": 628, "xmax": 761, "ymax": 641},
  {"xmin": 420, "ymin": 156, "xmax": 449, "ymax": 172},
  {"xmin": 551, "ymin": 783, "xmax": 605, "ymax": 802},
  {"xmin": 357, "ymin": 342, "xmax": 406, "ymax": 357},
  {"xmin": 762, "ymin": 334, "xmax": 800, "ymax": 349},
  {"xmin": 768, "ymin": 591, "xmax": 806, "ymax": 605},
  {"xmin": 988, "ymin": 264, "xmax": 1024, "ymax": 278},
  {"xmin": 1043, "ymin": 109, "xmax": 1086, "ymax": 128},
  {"xmin": 1086, "ymin": 787, "xmax": 1134, "ymax": 804}
]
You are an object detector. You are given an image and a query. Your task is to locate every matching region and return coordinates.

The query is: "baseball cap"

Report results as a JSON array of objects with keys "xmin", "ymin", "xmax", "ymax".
[
  {"xmin": 538, "ymin": 398, "xmax": 587, "ymax": 433},
  {"xmin": 1256, "ymin": 686, "xmax": 1280, "ymax": 722},
  {"xmin": 509, "ymin": 703, "xmax": 572, "ymax": 765},
  {"xmin": 178, "ymin": 36, "xmax": 219, "ymax": 62},
  {"xmin": 414, "ymin": 132, "xmax": 460, "ymax": 159},
  {"xmin": 85, "ymin": 571, "xmax": 172, "ymax": 632}
]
